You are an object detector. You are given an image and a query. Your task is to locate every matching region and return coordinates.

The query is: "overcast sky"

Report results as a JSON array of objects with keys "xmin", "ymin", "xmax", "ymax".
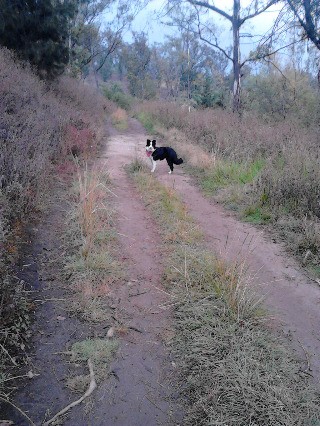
[{"xmin": 129, "ymin": 0, "xmax": 282, "ymax": 56}]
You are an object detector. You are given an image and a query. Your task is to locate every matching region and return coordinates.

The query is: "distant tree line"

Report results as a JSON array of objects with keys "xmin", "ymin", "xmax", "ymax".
[{"xmin": 0, "ymin": 0, "xmax": 319, "ymax": 115}]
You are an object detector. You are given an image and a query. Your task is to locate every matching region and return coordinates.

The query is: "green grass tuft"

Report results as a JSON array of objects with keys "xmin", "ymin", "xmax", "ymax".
[
  {"xmin": 70, "ymin": 338, "xmax": 118, "ymax": 383},
  {"xmin": 242, "ymin": 205, "xmax": 272, "ymax": 224},
  {"xmin": 201, "ymin": 159, "xmax": 265, "ymax": 195},
  {"xmin": 135, "ymin": 111, "xmax": 155, "ymax": 133}
]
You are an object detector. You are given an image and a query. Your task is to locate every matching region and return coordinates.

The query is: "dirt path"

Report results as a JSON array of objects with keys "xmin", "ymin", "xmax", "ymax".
[
  {"xmin": 91, "ymin": 120, "xmax": 182, "ymax": 425},
  {"xmin": 4, "ymin": 118, "xmax": 319, "ymax": 425}
]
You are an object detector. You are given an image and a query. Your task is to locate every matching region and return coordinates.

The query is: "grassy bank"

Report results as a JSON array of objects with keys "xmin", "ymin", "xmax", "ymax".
[
  {"xmin": 0, "ymin": 47, "xmax": 115, "ymax": 400},
  {"xmin": 128, "ymin": 160, "xmax": 320, "ymax": 425},
  {"xmin": 133, "ymin": 101, "xmax": 320, "ymax": 276}
]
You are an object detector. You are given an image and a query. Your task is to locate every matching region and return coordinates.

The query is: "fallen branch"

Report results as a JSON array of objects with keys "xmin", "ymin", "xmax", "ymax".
[
  {"xmin": 0, "ymin": 343, "xmax": 17, "ymax": 366},
  {"xmin": 0, "ymin": 396, "xmax": 35, "ymax": 426},
  {"xmin": 43, "ymin": 359, "xmax": 96, "ymax": 426}
]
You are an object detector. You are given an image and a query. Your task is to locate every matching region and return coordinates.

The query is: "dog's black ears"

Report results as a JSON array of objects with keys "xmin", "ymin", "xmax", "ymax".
[{"xmin": 146, "ymin": 139, "xmax": 156, "ymax": 147}]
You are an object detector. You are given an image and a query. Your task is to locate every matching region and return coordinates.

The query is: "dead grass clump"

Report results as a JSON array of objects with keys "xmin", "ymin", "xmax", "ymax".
[
  {"xmin": 64, "ymin": 164, "xmax": 123, "ymax": 323},
  {"xmin": 172, "ymin": 295, "xmax": 320, "ymax": 425},
  {"xmin": 164, "ymin": 129, "xmax": 216, "ymax": 170},
  {"xmin": 165, "ymin": 246, "xmax": 261, "ymax": 322},
  {"xmin": 127, "ymin": 157, "xmax": 149, "ymax": 174},
  {"xmin": 110, "ymin": 108, "xmax": 128, "ymax": 131}
]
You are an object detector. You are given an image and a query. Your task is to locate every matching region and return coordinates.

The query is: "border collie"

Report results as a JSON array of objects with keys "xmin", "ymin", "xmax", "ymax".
[{"xmin": 145, "ymin": 139, "xmax": 183, "ymax": 174}]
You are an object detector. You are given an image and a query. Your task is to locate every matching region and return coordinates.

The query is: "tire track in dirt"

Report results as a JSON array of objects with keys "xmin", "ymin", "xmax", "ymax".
[
  {"xmin": 92, "ymin": 121, "xmax": 182, "ymax": 426},
  {"xmin": 142, "ymin": 143, "xmax": 320, "ymax": 387}
]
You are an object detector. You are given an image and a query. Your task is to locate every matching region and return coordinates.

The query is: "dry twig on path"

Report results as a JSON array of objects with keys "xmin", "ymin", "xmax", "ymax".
[
  {"xmin": 43, "ymin": 359, "xmax": 96, "ymax": 426},
  {"xmin": 0, "ymin": 396, "xmax": 35, "ymax": 426}
]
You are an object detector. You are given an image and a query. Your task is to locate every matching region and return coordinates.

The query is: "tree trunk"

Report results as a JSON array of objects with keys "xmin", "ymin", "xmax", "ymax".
[{"xmin": 232, "ymin": 0, "xmax": 241, "ymax": 113}]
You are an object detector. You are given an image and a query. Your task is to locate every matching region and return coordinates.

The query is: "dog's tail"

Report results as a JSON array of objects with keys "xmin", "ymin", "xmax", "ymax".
[{"xmin": 174, "ymin": 158, "xmax": 183, "ymax": 165}]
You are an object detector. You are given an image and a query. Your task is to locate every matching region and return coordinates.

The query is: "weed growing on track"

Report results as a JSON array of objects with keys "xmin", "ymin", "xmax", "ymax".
[
  {"xmin": 67, "ymin": 339, "xmax": 119, "ymax": 391},
  {"xmin": 128, "ymin": 163, "xmax": 320, "ymax": 425},
  {"xmin": 64, "ymin": 163, "xmax": 123, "ymax": 323}
]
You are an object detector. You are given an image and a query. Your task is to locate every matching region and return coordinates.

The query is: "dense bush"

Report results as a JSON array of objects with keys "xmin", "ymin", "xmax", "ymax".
[
  {"xmin": 102, "ymin": 83, "xmax": 134, "ymax": 111},
  {"xmin": 0, "ymin": 48, "xmax": 112, "ymax": 220}
]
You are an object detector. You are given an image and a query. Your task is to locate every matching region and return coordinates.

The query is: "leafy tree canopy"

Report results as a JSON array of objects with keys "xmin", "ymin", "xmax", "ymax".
[{"xmin": 0, "ymin": 0, "xmax": 77, "ymax": 78}]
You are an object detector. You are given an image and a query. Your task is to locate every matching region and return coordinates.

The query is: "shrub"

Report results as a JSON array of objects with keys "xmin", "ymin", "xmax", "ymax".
[
  {"xmin": 102, "ymin": 83, "xmax": 133, "ymax": 110},
  {"xmin": 0, "ymin": 47, "xmax": 109, "ymax": 395}
]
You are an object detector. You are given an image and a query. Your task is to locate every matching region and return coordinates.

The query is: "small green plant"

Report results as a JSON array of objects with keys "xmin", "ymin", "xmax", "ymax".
[
  {"xmin": 127, "ymin": 157, "xmax": 148, "ymax": 174},
  {"xmin": 242, "ymin": 205, "xmax": 271, "ymax": 224},
  {"xmin": 70, "ymin": 338, "xmax": 118, "ymax": 383}
]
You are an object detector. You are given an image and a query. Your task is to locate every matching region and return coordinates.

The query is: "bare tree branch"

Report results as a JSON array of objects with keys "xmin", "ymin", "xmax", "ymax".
[
  {"xmin": 241, "ymin": 38, "xmax": 304, "ymax": 67},
  {"xmin": 186, "ymin": 0, "xmax": 232, "ymax": 21},
  {"xmin": 287, "ymin": 0, "xmax": 320, "ymax": 49},
  {"xmin": 194, "ymin": 9, "xmax": 233, "ymax": 61},
  {"xmin": 240, "ymin": 0, "xmax": 280, "ymax": 24}
]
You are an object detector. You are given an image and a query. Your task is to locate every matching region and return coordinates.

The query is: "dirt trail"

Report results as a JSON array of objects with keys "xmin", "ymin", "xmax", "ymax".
[
  {"xmin": 4, "ymin": 118, "xmax": 319, "ymax": 425},
  {"xmin": 92, "ymin": 120, "xmax": 182, "ymax": 425}
]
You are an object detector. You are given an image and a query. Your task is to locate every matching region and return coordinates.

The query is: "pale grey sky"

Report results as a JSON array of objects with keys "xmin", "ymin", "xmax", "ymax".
[{"xmin": 129, "ymin": 0, "xmax": 282, "ymax": 56}]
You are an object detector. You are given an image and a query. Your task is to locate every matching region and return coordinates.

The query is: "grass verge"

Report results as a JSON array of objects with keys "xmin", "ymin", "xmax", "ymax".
[
  {"xmin": 128, "ymin": 159, "xmax": 320, "ymax": 425},
  {"xmin": 64, "ymin": 162, "xmax": 123, "ymax": 323},
  {"xmin": 61, "ymin": 162, "xmax": 122, "ymax": 392}
]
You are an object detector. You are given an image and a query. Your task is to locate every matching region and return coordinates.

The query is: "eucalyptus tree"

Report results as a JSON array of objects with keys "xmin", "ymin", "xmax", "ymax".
[
  {"xmin": 151, "ymin": 34, "xmax": 228, "ymax": 102},
  {"xmin": 285, "ymin": 0, "xmax": 320, "ymax": 82},
  {"xmin": 167, "ymin": 0, "xmax": 285, "ymax": 113},
  {"xmin": 70, "ymin": 0, "xmax": 148, "ymax": 78},
  {"xmin": 121, "ymin": 32, "xmax": 156, "ymax": 98}
]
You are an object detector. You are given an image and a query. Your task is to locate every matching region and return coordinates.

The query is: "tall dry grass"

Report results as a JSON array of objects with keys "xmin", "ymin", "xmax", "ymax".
[
  {"xmin": 134, "ymin": 100, "xmax": 320, "ymax": 162},
  {"xmin": 64, "ymin": 164, "xmax": 123, "ymax": 323}
]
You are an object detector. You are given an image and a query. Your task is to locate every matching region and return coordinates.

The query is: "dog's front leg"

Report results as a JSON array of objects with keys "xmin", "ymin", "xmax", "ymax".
[{"xmin": 151, "ymin": 159, "xmax": 157, "ymax": 173}]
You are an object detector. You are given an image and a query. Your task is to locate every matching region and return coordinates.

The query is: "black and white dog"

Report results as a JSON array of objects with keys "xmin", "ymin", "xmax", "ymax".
[{"xmin": 146, "ymin": 139, "xmax": 183, "ymax": 174}]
